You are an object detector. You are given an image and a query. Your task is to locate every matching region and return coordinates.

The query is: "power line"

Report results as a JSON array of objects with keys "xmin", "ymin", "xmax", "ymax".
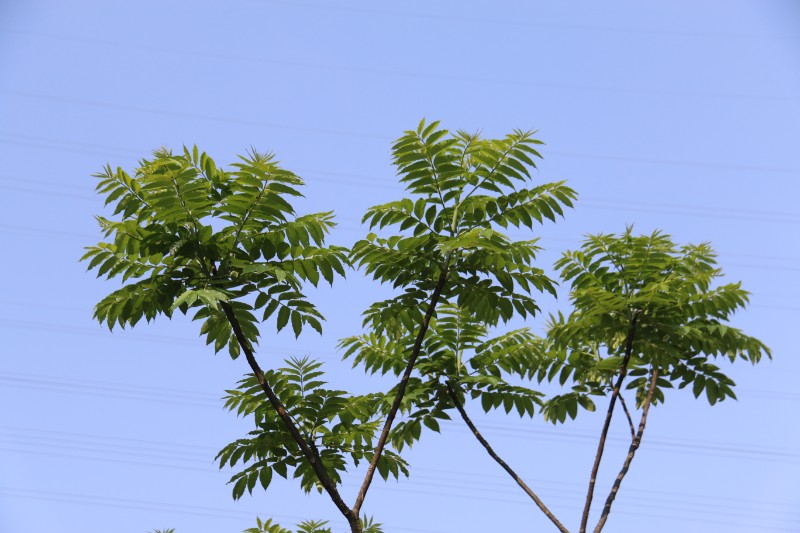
[
  {"xmin": 6, "ymin": 129, "xmax": 800, "ymax": 184},
  {"xmin": 5, "ymin": 157, "xmax": 800, "ymax": 226},
  {"xmin": 0, "ymin": 90, "xmax": 387, "ymax": 141},
  {"xmin": 1, "ymin": 24, "xmax": 796, "ymax": 103},
  {"xmin": 3, "ymin": 423, "xmax": 795, "ymax": 513},
  {"xmin": 1, "ymin": 429, "xmax": 797, "ymax": 531},
  {"xmin": 0, "ymin": 318, "xmax": 330, "ymax": 359},
  {"xmin": 3, "ymin": 9, "xmax": 795, "ymax": 43},
  {"xmin": 2, "ymin": 370, "xmax": 797, "ymax": 461},
  {"xmin": 5, "ymin": 484, "xmax": 794, "ymax": 533},
  {"xmin": 3, "ymin": 113, "xmax": 800, "ymax": 177},
  {"xmin": 6, "ymin": 169, "xmax": 800, "ymax": 230},
  {"xmin": 4, "ymin": 217, "xmax": 800, "ymax": 277},
  {"xmin": 243, "ymin": 1, "xmax": 800, "ymax": 42}
]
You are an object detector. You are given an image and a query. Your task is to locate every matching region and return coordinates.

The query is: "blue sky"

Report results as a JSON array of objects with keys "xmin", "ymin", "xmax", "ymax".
[{"xmin": 1, "ymin": 1, "xmax": 799, "ymax": 532}]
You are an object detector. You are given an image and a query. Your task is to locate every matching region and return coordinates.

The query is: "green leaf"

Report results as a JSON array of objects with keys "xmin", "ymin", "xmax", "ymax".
[
  {"xmin": 291, "ymin": 311, "xmax": 303, "ymax": 337},
  {"xmin": 258, "ymin": 466, "xmax": 273, "ymax": 489},
  {"xmin": 170, "ymin": 289, "xmax": 199, "ymax": 311},
  {"xmin": 693, "ymin": 376, "xmax": 706, "ymax": 399},
  {"xmin": 276, "ymin": 306, "xmax": 290, "ymax": 332}
]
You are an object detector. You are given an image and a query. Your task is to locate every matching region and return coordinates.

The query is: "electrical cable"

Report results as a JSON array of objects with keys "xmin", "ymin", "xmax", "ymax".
[
  {"xmin": 1, "ymin": 23, "xmax": 796, "ymax": 104},
  {"xmin": 1, "ymin": 371, "xmax": 797, "ymax": 461},
  {"xmin": 0, "ymin": 433, "xmax": 797, "ymax": 531}
]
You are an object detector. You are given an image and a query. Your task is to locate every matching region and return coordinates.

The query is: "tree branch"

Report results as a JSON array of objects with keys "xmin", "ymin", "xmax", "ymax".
[
  {"xmin": 617, "ymin": 394, "xmax": 636, "ymax": 440},
  {"xmin": 352, "ymin": 261, "xmax": 451, "ymax": 516},
  {"xmin": 593, "ymin": 368, "xmax": 659, "ymax": 533},
  {"xmin": 579, "ymin": 311, "xmax": 639, "ymax": 533},
  {"xmin": 220, "ymin": 301, "xmax": 361, "ymax": 533},
  {"xmin": 445, "ymin": 382, "xmax": 570, "ymax": 533}
]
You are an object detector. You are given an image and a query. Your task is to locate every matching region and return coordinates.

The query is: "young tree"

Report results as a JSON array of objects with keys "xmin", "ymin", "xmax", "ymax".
[
  {"xmin": 83, "ymin": 146, "xmax": 362, "ymax": 529},
  {"xmin": 357, "ymin": 228, "xmax": 770, "ymax": 532},
  {"xmin": 85, "ymin": 122, "xmax": 576, "ymax": 533},
  {"xmin": 545, "ymin": 229, "xmax": 771, "ymax": 532},
  {"xmin": 86, "ymin": 125, "xmax": 767, "ymax": 533}
]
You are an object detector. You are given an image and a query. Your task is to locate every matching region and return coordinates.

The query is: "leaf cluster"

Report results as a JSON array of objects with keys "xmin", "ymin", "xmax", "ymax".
[
  {"xmin": 83, "ymin": 147, "xmax": 348, "ymax": 357},
  {"xmin": 352, "ymin": 120, "xmax": 575, "ymax": 335},
  {"xmin": 216, "ymin": 358, "xmax": 408, "ymax": 498},
  {"xmin": 243, "ymin": 516, "xmax": 382, "ymax": 533},
  {"xmin": 533, "ymin": 228, "xmax": 771, "ymax": 411},
  {"xmin": 341, "ymin": 304, "xmax": 548, "ymax": 450}
]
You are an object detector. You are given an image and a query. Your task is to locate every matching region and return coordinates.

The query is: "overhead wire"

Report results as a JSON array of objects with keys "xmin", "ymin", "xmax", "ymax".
[
  {"xmin": 2, "ymin": 422, "xmax": 796, "ymax": 514},
  {"xmin": 1, "ymin": 371, "xmax": 798, "ymax": 460},
  {"xmin": 0, "ymin": 427, "xmax": 797, "ymax": 531},
  {"xmin": 5, "ymin": 485, "xmax": 795, "ymax": 533},
  {"xmin": 242, "ymin": 0, "xmax": 800, "ymax": 42},
  {"xmin": 3, "ymin": 132, "xmax": 800, "ymax": 228},
  {"xmin": 0, "ymin": 427, "xmax": 800, "ymax": 516},
  {"xmin": 3, "ymin": 216, "xmax": 800, "ymax": 278},
  {"xmin": 3, "ymin": 111, "xmax": 800, "ymax": 176},
  {"xmin": 1, "ymin": 138, "xmax": 799, "ymax": 271},
  {"xmin": 1, "ymin": 23, "xmax": 797, "ymax": 104}
]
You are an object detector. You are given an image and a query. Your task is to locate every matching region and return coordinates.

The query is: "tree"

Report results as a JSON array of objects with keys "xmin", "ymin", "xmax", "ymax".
[
  {"xmin": 357, "ymin": 228, "xmax": 770, "ymax": 532},
  {"xmin": 84, "ymin": 122, "xmax": 575, "ymax": 532},
  {"xmin": 85, "ymin": 123, "xmax": 768, "ymax": 533},
  {"xmin": 543, "ymin": 229, "xmax": 770, "ymax": 532}
]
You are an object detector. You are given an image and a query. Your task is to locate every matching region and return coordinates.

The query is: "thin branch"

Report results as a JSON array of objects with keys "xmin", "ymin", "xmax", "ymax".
[
  {"xmin": 415, "ymin": 131, "xmax": 448, "ymax": 214},
  {"xmin": 445, "ymin": 383, "xmax": 571, "ymax": 533},
  {"xmin": 593, "ymin": 368, "xmax": 660, "ymax": 533},
  {"xmin": 617, "ymin": 394, "xmax": 636, "ymax": 439},
  {"xmin": 219, "ymin": 301, "xmax": 361, "ymax": 533},
  {"xmin": 579, "ymin": 311, "xmax": 639, "ymax": 533},
  {"xmin": 352, "ymin": 259, "xmax": 451, "ymax": 517},
  {"xmin": 462, "ymin": 138, "xmax": 519, "ymax": 203}
]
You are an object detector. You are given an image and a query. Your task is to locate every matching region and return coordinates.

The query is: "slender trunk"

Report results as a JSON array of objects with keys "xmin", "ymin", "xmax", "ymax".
[
  {"xmin": 593, "ymin": 368, "xmax": 659, "ymax": 533},
  {"xmin": 445, "ymin": 383, "xmax": 570, "ymax": 533},
  {"xmin": 352, "ymin": 262, "xmax": 451, "ymax": 517},
  {"xmin": 579, "ymin": 311, "xmax": 639, "ymax": 533},
  {"xmin": 220, "ymin": 302, "xmax": 362, "ymax": 533}
]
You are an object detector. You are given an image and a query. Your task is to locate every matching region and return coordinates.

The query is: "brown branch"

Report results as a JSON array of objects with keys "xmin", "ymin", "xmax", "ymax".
[
  {"xmin": 579, "ymin": 311, "xmax": 639, "ymax": 533},
  {"xmin": 617, "ymin": 394, "xmax": 636, "ymax": 439},
  {"xmin": 351, "ymin": 261, "xmax": 451, "ymax": 517},
  {"xmin": 593, "ymin": 368, "xmax": 659, "ymax": 533},
  {"xmin": 445, "ymin": 383, "xmax": 571, "ymax": 533},
  {"xmin": 220, "ymin": 301, "xmax": 361, "ymax": 533}
]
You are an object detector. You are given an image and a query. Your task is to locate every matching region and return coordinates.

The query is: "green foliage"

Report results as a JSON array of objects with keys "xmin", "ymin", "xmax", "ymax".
[
  {"xmin": 244, "ymin": 516, "xmax": 382, "ymax": 533},
  {"xmin": 351, "ymin": 120, "xmax": 575, "ymax": 335},
  {"xmin": 84, "ymin": 147, "xmax": 348, "ymax": 356},
  {"xmin": 533, "ymin": 228, "xmax": 771, "ymax": 420},
  {"xmin": 341, "ymin": 304, "xmax": 547, "ymax": 450},
  {"xmin": 91, "ymin": 128, "xmax": 771, "ymax": 533},
  {"xmin": 243, "ymin": 517, "xmax": 294, "ymax": 533},
  {"xmin": 217, "ymin": 357, "xmax": 408, "ymax": 498},
  {"xmin": 343, "ymin": 121, "xmax": 573, "ymax": 450}
]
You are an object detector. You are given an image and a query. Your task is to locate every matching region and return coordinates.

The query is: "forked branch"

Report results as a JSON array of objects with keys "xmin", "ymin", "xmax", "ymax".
[
  {"xmin": 445, "ymin": 383, "xmax": 570, "ymax": 533},
  {"xmin": 593, "ymin": 368, "xmax": 659, "ymax": 533},
  {"xmin": 579, "ymin": 311, "xmax": 639, "ymax": 533},
  {"xmin": 617, "ymin": 394, "xmax": 636, "ymax": 439}
]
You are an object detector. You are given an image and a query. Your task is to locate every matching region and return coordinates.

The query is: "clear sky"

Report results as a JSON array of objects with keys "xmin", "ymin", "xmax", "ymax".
[{"xmin": 1, "ymin": 1, "xmax": 799, "ymax": 532}]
